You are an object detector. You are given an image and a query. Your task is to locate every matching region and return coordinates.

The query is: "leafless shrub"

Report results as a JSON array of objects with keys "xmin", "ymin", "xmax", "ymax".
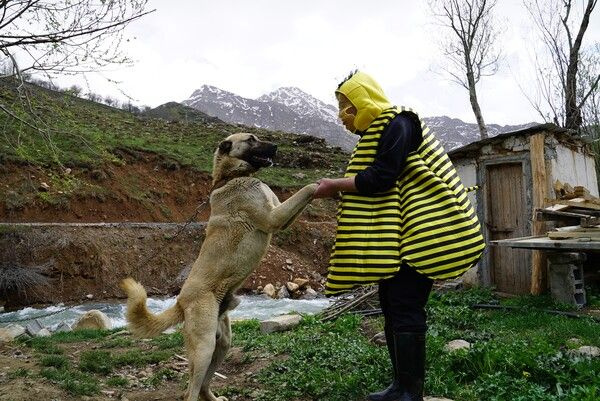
[
  {"xmin": 0, "ymin": 262, "xmax": 51, "ymax": 298},
  {"xmin": 0, "ymin": 231, "xmax": 53, "ymax": 298}
]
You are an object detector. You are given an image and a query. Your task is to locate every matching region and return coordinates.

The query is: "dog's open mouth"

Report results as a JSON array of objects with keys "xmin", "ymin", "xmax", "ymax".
[{"xmin": 250, "ymin": 155, "xmax": 273, "ymax": 167}]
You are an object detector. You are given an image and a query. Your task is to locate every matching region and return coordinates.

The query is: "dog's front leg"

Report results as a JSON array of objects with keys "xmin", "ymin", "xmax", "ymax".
[{"xmin": 248, "ymin": 183, "xmax": 317, "ymax": 233}]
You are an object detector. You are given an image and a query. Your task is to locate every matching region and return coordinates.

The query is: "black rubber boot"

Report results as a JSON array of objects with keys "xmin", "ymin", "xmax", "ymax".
[
  {"xmin": 394, "ymin": 332, "xmax": 425, "ymax": 401},
  {"xmin": 366, "ymin": 326, "xmax": 404, "ymax": 401}
]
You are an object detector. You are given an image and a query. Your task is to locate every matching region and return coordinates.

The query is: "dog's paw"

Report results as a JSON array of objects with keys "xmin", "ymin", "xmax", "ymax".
[{"xmin": 216, "ymin": 397, "xmax": 228, "ymax": 401}]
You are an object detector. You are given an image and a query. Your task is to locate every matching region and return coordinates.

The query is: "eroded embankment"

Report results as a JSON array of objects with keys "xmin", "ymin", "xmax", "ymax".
[{"xmin": 0, "ymin": 221, "xmax": 334, "ymax": 308}]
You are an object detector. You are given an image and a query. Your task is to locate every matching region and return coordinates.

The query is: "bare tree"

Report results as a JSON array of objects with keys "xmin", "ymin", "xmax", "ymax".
[
  {"xmin": 0, "ymin": 1, "xmax": 152, "ymax": 162},
  {"xmin": 66, "ymin": 84, "xmax": 82, "ymax": 98},
  {"xmin": 579, "ymin": 44, "xmax": 600, "ymax": 135},
  {"xmin": 525, "ymin": 0, "xmax": 598, "ymax": 131},
  {"xmin": 0, "ymin": 1, "xmax": 152, "ymax": 79},
  {"xmin": 430, "ymin": 0, "xmax": 501, "ymax": 139}
]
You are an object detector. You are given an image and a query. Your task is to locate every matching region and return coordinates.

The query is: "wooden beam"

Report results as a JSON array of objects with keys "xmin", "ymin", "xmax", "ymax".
[
  {"xmin": 547, "ymin": 231, "xmax": 600, "ymax": 239},
  {"xmin": 530, "ymin": 133, "xmax": 547, "ymax": 295},
  {"xmin": 544, "ymin": 197, "xmax": 600, "ymax": 210}
]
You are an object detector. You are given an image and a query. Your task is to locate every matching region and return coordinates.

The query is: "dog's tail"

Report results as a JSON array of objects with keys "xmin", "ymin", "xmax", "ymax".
[{"xmin": 120, "ymin": 278, "xmax": 184, "ymax": 338}]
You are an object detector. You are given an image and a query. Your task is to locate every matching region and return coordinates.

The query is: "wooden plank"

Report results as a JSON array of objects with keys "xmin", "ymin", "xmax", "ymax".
[
  {"xmin": 554, "ymin": 225, "xmax": 600, "ymax": 232},
  {"xmin": 545, "ymin": 198, "xmax": 600, "ymax": 210},
  {"xmin": 535, "ymin": 210, "xmax": 600, "ymax": 227},
  {"xmin": 493, "ymin": 236, "xmax": 600, "ymax": 250},
  {"xmin": 530, "ymin": 133, "xmax": 547, "ymax": 295},
  {"xmin": 545, "ymin": 204, "xmax": 572, "ymax": 212},
  {"xmin": 547, "ymin": 231, "xmax": 600, "ymax": 239}
]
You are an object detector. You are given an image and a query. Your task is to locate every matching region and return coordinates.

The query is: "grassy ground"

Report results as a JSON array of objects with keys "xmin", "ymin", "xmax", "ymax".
[{"xmin": 2, "ymin": 288, "xmax": 599, "ymax": 400}]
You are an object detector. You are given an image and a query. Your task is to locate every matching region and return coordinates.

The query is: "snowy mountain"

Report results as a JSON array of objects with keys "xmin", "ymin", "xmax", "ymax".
[
  {"xmin": 182, "ymin": 85, "xmax": 355, "ymax": 150},
  {"xmin": 426, "ymin": 116, "xmax": 538, "ymax": 150},
  {"xmin": 182, "ymin": 85, "xmax": 536, "ymax": 152},
  {"xmin": 257, "ymin": 87, "xmax": 339, "ymax": 125}
]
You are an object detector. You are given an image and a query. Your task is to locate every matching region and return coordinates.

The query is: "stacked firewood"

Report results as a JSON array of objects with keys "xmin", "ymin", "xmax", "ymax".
[{"xmin": 537, "ymin": 181, "xmax": 600, "ymax": 240}]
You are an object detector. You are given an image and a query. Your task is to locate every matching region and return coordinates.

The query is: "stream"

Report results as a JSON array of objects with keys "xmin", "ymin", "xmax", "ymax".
[{"xmin": 0, "ymin": 295, "xmax": 333, "ymax": 330}]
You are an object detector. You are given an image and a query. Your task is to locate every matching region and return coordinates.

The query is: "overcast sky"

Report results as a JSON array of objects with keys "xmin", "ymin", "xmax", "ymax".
[{"xmin": 60, "ymin": 0, "xmax": 600, "ymax": 125}]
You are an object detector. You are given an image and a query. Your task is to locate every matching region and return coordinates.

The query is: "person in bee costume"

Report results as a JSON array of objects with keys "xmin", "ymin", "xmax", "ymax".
[{"xmin": 313, "ymin": 71, "xmax": 484, "ymax": 401}]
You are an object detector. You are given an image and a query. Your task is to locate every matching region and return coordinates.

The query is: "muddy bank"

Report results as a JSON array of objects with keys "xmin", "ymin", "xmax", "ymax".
[
  {"xmin": 0, "ymin": 221, "xmax": 334, "ymax": 308},
  {"xmin": 0, "ymin": 223, "xmax": 205, "ymax": 307}
]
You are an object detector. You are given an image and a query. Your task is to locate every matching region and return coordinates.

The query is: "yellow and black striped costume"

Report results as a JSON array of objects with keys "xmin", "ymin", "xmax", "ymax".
[{"xmin": 325, "ymin": 106, "xmax": 485, "ymax": 295}]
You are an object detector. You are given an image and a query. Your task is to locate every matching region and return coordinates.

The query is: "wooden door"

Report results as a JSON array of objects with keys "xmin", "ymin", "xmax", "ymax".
[{"xmin": 486, "ymin": 163, "xmax": 531, "ymax": 294}]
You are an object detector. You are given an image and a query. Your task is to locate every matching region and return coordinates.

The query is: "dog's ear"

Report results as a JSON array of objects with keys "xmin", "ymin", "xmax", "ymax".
[{"xmin": 218, "ymin": 140, "xmax": 232, "ymax": 154}]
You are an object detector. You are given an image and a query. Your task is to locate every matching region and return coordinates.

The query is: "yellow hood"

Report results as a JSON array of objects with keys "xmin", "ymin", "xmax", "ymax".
[{"xmin": 336, "ymin": 71, "xmax": 393, "ymax": 132}]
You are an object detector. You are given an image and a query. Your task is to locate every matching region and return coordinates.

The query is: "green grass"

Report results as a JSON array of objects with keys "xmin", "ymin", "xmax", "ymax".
[
  {"xmin": 151, "ymin": 330, "xmax": 184, "ymax": 349},
  {"xmin": 78, "ymin": 349, "xmax": 174, "ymax": 375},
  {"xmin": 18, "ymin": 328, "xmax": 112, "ymax": 354},
  {"xmin": 39, "ymin": 354, "xmax": 70, "ymax": 369},
  {"xmin": 226, "ymin": 288, "xmax": 600, "ymax": 401},
  {"xmin": 79, "ymin": 350, "xmax": 114, "ymax": 375},
  {"xmin": 11, "ymin": 288, "xmax": 600, "ymax": 400},
  {"xmin": 106, "ymin": 375, "xmax": 129, "ymax": 387},
  {"xmin": 40, "ymin": 367, "xmax": 100, "ymax": 396},
  {"xmin": 144, "ymin": 367, "xmax": 178, "ymax": 387},
  {"xmin": 425, "ymin": 289, "xmax": 600, "ymax": 401},
  {"xmin": 8, "ymin": 368, "xmax": 30, "ymax": 379},
  {"xmin": 231, "ymin": 315, "xmax": 390, "ymax": 401}
]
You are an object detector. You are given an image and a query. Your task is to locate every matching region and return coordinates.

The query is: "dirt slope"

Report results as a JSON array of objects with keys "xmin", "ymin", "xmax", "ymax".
[{"xmin": 0, "ymin": 157, "xmax": 338, "ymax": 307}]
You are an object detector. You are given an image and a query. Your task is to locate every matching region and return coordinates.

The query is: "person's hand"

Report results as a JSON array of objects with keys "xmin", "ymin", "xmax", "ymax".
[{"xmin": 314, "ymin": 178, "xmax": 340, "ymax": 199}]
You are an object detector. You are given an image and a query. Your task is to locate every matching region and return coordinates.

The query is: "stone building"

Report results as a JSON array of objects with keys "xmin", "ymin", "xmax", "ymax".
[{"xmin": 448, "ymin": 123, "xmax": 598, "ymax": 294}]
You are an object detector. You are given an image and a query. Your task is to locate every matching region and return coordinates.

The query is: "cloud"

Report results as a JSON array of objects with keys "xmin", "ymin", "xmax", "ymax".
[{"xmin": 50, "ymin": 0, "xmax": 600, "ymax": 125}]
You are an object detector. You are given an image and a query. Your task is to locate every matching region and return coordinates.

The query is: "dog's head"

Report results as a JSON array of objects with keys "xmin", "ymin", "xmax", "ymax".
[
  {"xmin": 218, "ymin": 133, "xmax": 277, "ymax": 169},
  {"xmin": 212, "ymin": 133, "xmax": 277, "ymax": 187}
]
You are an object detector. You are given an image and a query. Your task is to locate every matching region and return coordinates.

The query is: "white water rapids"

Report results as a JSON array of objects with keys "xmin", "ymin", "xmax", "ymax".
[{"xmin": 0, "ymin": 295, "xmax": 333, "ymax": 330}]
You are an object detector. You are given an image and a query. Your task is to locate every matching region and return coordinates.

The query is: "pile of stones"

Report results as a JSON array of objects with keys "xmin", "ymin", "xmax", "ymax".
[{"xmin": 259, "ymin": 277, "xmax": 321, "ymax": 300}]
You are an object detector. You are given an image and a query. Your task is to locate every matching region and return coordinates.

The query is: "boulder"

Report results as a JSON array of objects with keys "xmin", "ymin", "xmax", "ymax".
[
  {"xmin": 25, "ymin": 319, "xmax": 44, "ymax": 336},
  {"xmin": 74, "ymin": 310, "xmax": 111, "ymax": 330},
  {"xmin": 286, "ymin": 282, "xmax": 300, "ymax": 293},
  {"xmin": 0, "ymin": 324, "xmax": 26, "ymax": 342},
  {"xmin": 277, "ymin": 286, "xmax": 290, "ymax": 299},
  {"xmin": 424, "ymin": 397, "xmax": 454, "ymax": 401},
  {"xmin": 299, "ymin": 287, "xmax": 318, "ymax": 300},
  {"xmin": 444, "ymin": 339, "xmax": 471, "ymax": 353},
  {"xmin": 570, "ymin": 345, "xmax": 600, "ymax": 358},
  {"xmin": 292, "ymin": 278, "xmax": 309, "ymax": 289},
  {"xmin": 36, "ymin": 328, "xmax": 51, "ymax": 337},
  {"xmin": 260, "ymin": 314, "xmax": 302, "ymax": 334},
  {"xmin": 53, "ymin": 322, "xmax": 72, "ymax": 333},
  {"xmin": 262, "ymin": 283, "xmax": 276, "ymax": 299}
]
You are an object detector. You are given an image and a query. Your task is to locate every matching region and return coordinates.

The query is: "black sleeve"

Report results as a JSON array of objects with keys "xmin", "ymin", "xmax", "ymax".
[{"xmin": 354, "ymin": 112, "xmax": 423, "ymax": 195}]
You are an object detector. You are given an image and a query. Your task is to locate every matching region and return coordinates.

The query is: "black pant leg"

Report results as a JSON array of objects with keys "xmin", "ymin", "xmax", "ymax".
[{"xmin": 378, "ymin": 265, "xmax": 433, "ymax": 334}]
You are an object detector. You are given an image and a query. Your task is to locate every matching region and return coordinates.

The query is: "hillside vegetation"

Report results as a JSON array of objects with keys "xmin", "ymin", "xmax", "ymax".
[{"xmin": 0, "ymin": 80, "xmax": 348, "ymax": 220}]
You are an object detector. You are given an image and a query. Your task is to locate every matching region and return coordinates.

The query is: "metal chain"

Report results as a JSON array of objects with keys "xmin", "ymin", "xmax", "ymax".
[
  {"xmin": 0, "ymin": 201, "xmax": 209, "ymax": 325},
  {"xmin": 132, "ymin": 200, "xmax": 207, "ymax": 271}
]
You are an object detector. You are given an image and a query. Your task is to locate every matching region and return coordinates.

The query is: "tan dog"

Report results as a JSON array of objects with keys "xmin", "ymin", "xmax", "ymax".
[{"xmin": 121, "ymin": 133, "xmax": 317, "ymax": 401}]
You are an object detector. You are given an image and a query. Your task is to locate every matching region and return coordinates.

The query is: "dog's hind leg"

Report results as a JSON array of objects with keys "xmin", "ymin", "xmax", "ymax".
[
  {"xmin": 182, "ymin": 299, "xmax": 219, "ymax": 401},
  {"xmin": 200, "ymin": 313, "xmax": 232, "ymax": 401}
]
